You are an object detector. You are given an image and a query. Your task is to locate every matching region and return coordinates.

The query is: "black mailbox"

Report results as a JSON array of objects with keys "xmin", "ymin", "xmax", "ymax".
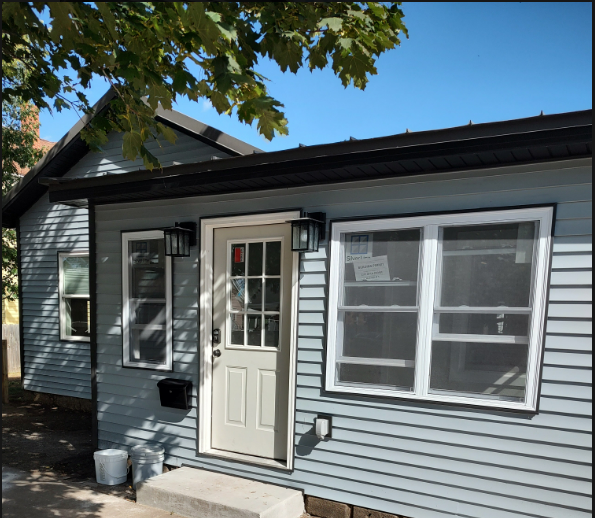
[{"xmin": 157, "ymin": 378, "xmax": 193, "ymax": 410}]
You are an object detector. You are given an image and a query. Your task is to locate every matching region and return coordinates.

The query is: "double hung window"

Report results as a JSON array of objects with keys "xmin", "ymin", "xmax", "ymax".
[
  {"xmin": 326, "ymin": 207, "xmax": 554, "ymax": 411},
  {"xmin": 122, "ymin": 231, "xmax": 173, "ymax": 370},
  {"xmin": 59, "ymin": 252, "xmax": 90, "ymax": 342}
]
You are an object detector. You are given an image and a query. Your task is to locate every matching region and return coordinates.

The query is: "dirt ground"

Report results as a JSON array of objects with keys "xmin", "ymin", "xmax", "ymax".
[{"xmin": 2, "ymin": 379, "xmax": 135, "ymax": 501}]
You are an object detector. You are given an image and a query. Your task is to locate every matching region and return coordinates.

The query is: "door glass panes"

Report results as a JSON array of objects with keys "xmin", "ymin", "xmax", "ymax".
[
  {"xmin": 336, "ymin": 229, "xmax": 422, "ymax": 392},
  {"xmin": 248, "ymin": 243, "xmax": 264, "ymax": 276},
  {"xmin": 247, "ymin": 315, "xmax": 262, "ymax": 346},
  {"xmin": 229, "ymin": 240, "xmax": 282, "ymax": 348},
  {"xmin": 266, "ymin": 242, "xmax": 282, "ymax": 275},
  {"xmin": 265, "ymin": 279, "xmax": 281, "ymax": 312},
  {"xmin": 265, "ymin": 316, "xmax": 280, "ymax": 348},
  {"xmin": 247, "ymin": 279, "xmax": 263, "ymax": 311},
  {"xmin": 230, "ymin": 279, "xmax": 246, "ymax": 312},
  {"xmin": 431, "ymin": 221, "xmax": 539, "ymax": 403},
  {"xmin": 430, "ymin": 341, "xmax": 528, "ymax": 402},
  {"xmin": 128, "ymin": 239, "xmax": 168, "ymax": 365},
  {"xmin": 230, "ymin": 314, "xmax": 244, "ymax": 345},
  {"xmin": 231, "ymin": 244, "xmax": 246, "ymax": 276}
]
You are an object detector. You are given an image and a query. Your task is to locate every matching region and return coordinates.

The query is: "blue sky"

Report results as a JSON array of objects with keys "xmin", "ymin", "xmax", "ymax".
[{"xmin": 39, "ymin": 2, "xmax": 593, "ymax": 152}]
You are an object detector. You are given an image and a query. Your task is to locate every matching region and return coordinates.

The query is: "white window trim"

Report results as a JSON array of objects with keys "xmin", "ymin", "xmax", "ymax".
[
  {"xmin": 122, "ymin": 231, "xmax": 173, "ymax": 371},
  {"xmin": 326, "ymin": 207, "xmax": 554, "ymax": 412},
  {"xmin": 59, "ymin": 251, "xmax": 91, "ymax": 343}
]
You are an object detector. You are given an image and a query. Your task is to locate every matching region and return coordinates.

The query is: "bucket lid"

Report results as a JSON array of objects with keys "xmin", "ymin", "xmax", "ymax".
[
  {"xmin": 94, "ymin": 449, "xmax": 128, "ymax": 460},
  {"xmin": 131, "ymin": 444, "xmax": 165, "ymax": 460}
]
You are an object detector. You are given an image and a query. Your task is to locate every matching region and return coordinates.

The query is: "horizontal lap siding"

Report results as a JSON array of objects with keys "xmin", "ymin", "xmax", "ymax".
[
  {"xmin": 95, "ymin": 160, "xmax": 593, "ymax": 518},
  {"xmin": 21, "ymin": 130, "xmax": 229, "ymax": 400}
]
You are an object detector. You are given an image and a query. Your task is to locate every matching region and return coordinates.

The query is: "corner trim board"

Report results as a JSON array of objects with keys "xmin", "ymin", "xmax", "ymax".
[{"xmin": 90, "ymin": 202, "xmax": 99, "ymax": 448}]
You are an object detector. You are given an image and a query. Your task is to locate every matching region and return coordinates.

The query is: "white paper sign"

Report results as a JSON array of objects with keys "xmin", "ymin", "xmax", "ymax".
[
  {"xmin": 353, "ymin": 255, "xmax": 391, "ymax": 282},
  {"xmin": 346, "ymin": 234, "xmax": 373, "ymax": 263}
]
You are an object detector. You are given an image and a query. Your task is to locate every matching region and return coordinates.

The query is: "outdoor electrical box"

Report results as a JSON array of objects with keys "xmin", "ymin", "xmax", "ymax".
[{"xmin": 157, "ymin": 379, "xmax": 193, "ymax": 410}]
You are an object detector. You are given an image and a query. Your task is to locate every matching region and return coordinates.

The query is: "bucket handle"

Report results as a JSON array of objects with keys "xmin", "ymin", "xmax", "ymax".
[{"xmin": 98, "ymin": 459, "xmax": 130, "ymax": 479}]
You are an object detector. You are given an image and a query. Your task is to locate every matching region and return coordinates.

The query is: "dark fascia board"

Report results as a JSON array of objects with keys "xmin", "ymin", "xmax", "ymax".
[
  {"xmin": 154, "ymin": 106, "xmax": 264, "ymax": 156},
  {"xmin": 2, "ymin": 90, "xmax": 263, "ymax": 228},
  {"xmin": 2, "ymin": 88, "xmax": 117, "ymax": 228},
  {"xmin": 44, "ymin": 109, "xmax": 592, "ymax": 204}
]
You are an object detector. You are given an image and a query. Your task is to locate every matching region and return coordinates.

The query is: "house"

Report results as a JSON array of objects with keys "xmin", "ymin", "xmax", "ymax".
[
  {"xmin": 3, "ymin": 103, "xmax": 592, "ymax": 518},
  {"xmin": 1, "ymin": 89, "xmax": 262, "ymax": 402}
]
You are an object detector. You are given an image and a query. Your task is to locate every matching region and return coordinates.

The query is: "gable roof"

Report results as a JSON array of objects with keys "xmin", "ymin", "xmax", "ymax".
[
  {"xmin": 42, "ymin": 109, "xmax": 592, "ymax": 209},
  {"xmin": 2, "ymin": 89, "xmax": 263, "ymax": 228}
]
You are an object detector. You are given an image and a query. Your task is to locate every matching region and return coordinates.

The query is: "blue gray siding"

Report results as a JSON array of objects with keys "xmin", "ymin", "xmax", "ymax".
[
  {"xmin": 95, "ymin": 159, "xmax": 592, "ymax": 518},
  {"xmin": 20, "ymin": 130, "xmax": 231, "ymax": 399}
]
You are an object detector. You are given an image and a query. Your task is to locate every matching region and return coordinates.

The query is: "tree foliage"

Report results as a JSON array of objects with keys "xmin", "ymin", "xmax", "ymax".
[
  {"xmin": 2, "ymin": 99, "xmax": 45, "ymax": 300},
  {"xmin": 2, "ymin": 2, "xmax": 408, "ymax": 169}
]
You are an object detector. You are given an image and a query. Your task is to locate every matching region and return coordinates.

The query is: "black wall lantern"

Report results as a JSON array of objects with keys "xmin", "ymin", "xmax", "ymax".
[
  {"xmin": 164, "ymin": 222, "xmax": 197, "ymax": 257},
  {"xmin": 291, "ymin": 212, "xmax": 326, "ymax": 253}
]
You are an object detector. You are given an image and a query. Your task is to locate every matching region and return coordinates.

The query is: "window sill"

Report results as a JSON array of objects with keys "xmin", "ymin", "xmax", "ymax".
[
  {"xmin": 325, "ymin": 383, "xmax": 537, "ymax": 413},
  {"xmin": 60, "ymin": 336, "xmax": 91, "ymax": 343},
  {"xmin": 122, "ymin": 362, "xmax": 173, "ymax": 372}
]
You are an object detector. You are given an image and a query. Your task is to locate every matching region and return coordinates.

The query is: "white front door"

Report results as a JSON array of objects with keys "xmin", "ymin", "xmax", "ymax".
[{"xmin": 211, "ymin": 223, "xmax": 293, "ymax": 461}]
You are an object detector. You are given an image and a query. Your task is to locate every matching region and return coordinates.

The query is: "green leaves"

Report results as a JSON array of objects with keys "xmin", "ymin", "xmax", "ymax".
[
  {"xmin": 318, "ymin": 17, "xmax": 344, "ymax": 32},
  {"xmin": 2, "ymin": 1, "xmax": 407, "ymax": 164},
  {"xmin": 2, "ymin": 99, "xmax": 45, "ymax": 300},
  {"xmin": 122, "ymin": 131, "xmax": 143, "ymax": 162}
]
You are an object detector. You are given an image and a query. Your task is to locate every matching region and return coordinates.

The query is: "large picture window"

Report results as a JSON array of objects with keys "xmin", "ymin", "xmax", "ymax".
[
  {"xmin": 59, "ymin": 252, "xmax": 90, "ymax": 342},
  {"xmin": 122, "ymin": 231, "xmax": 173, "ymax": 370},
  {"xmin": 326, "ymin": 207, "xmax": 554, "ymax": 411}
]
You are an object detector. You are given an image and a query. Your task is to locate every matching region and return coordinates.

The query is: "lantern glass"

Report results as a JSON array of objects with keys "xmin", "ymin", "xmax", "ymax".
[
  {"xmin": 165, "ymin": 230, "xmax": 173, "ymax": 256},
  {"xmin": 291, "ymin": 217, "xmax": 322, "ymax": 253},
  {"xmin": 182, "ymin": 231, "xmax": 190, "ymax": 256},
  {"xmin": 164, "ymin": 224, "xmax": 193, "ymax": 257}
]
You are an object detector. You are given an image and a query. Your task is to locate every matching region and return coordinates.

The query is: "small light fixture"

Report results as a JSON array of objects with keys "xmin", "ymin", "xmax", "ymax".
[
  {"xmin": 290, "ymin": 212, "xmax": 326, "ymax": 253},
  {"xmin": 164, "ymin": 222, "xmax": 197, "ymax": 257}
]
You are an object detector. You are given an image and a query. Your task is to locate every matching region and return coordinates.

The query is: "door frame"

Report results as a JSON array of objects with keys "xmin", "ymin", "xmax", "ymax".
[{"xmin": 198, "ymin": 211, "xmax": 301, "ymax": 470}]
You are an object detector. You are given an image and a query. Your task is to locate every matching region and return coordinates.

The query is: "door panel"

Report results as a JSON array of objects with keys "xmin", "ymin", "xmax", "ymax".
[
  {"xmin": 211, "ymin": 224, "xmax": 293, "ymax": 461},
  {"xmin": 258, "ymin": 370, "xmax": 278, "ymax": 431},
  {"xmin": 226, "ymin": 367, "xmax": 247, "ymax": 427}
]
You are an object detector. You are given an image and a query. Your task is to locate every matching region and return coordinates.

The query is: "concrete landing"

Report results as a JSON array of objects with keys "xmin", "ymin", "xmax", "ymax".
[{"xmin": 136, "ymin": 467, "xmax": 305, "ymax": 518}]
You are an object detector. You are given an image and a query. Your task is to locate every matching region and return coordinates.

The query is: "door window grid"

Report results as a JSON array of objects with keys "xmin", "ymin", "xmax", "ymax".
[
  {"xmin": 326, "ymin": 208, "xmax": 554, "ymax": 411},
  {"xmin": 227, "ymin": 239, "xmax": 283, "ymax": 349}
]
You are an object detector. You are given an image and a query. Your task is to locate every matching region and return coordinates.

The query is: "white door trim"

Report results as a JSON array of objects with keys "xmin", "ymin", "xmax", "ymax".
[{"xmin": 199, "ymin": 211, "xmax": 301, "ymax": 471}]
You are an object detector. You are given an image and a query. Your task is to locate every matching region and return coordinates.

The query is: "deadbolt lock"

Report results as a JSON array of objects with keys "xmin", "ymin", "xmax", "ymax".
[{"xmin": 213, "ymin": 328, "xmax": 221, "ymax": 344}]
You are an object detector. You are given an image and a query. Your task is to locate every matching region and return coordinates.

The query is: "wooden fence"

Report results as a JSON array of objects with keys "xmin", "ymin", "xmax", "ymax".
[{"xmin": 1, "ymin": 325, "xmax": 21, "ymax": 378}]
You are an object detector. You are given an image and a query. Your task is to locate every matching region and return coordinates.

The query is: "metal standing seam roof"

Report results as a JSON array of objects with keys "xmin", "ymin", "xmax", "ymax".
[
  {"xmin": 1, "ymin": 89, "xmax": 263, "ymax": 228},
  {"xmin": 40, "ymin": 109, "xmax": 592, "ymax": 209}
]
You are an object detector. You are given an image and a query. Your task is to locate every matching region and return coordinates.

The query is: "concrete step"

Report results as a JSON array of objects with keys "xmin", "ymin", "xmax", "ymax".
[{"xmin": 136, "ymin": 467, "xmax": 305, "ymax": 518}]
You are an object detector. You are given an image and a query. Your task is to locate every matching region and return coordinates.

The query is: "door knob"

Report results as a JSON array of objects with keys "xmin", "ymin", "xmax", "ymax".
[{"xmin": 213, "ymin": 349, "xmax": 222, "ymax": 358}]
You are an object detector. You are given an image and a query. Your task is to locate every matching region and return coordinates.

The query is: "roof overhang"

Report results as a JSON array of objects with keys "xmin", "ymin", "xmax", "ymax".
[
  {"xmin": 44, "ymin": 110, "xmax": 592, "ymax": 209},
  {"xmin": 2, "ymin": 90, "xmax": 263, "ymax": 228}
]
